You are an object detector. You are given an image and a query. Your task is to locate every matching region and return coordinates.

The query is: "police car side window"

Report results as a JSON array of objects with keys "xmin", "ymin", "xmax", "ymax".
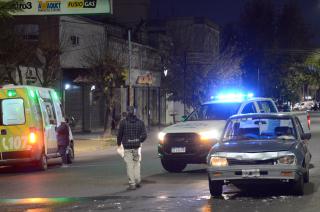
[
  {"xmin": 241, "ymin": 103, "xmax": 256, "ymax": 114},
  {"xmin": 258, "ymin": 101, "xmax": 277, "ymax": 113}
]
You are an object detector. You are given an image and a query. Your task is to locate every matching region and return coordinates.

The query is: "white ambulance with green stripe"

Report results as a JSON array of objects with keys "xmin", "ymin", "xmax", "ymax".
[{"xmin": 0, "ymin": 85, "xmax": 74, "ymax": 170}]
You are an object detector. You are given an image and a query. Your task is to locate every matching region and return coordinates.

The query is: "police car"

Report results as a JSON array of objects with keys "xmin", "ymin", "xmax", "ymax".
[{"xmin": 158, "ymin": 93, "xmax": 278, "ymax": 172}]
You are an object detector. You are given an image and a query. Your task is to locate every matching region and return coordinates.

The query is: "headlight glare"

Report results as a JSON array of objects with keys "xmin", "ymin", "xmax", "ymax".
[
  {"xmin": 210, "ymin": 156, "xmax": 228, "ymax": 167},
  {"xmin": 158, "ymin": 132, "xmax": 166, "ymax": 141},
  {"xmin": 199, "ymin": 130, "xmax": 219, "ymax": 140},
  {"xmin": 277, "ymin": 155, "xmax": 296, "ymax": 165}
]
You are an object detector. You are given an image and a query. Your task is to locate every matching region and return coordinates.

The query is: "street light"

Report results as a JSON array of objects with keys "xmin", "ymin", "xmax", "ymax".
[
  {"xmin": 164, "ymin": 68, "xmax": 168, "ymax": 77},
  {"xmin": 63, "ymin": 83, "xmax": 71, "ymax": 112},
  {"xmin": 65, "ymin": 83, "xmax": 71, "ymax": 90}
]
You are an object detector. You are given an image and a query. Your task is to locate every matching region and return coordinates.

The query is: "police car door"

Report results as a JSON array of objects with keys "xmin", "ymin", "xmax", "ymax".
[{"xmin": 38, "ymin": 93, "xmax": 58, "ymax": 154}]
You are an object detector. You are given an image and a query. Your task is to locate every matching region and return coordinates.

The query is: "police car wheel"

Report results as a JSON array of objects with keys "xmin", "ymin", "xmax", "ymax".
[
  {"xmin": 208, "ymin": 177, "xmax": 223, "ymax": 197},
  {"xmin": 292, "ymin": 176, "xmax": 304, "ymax": 196},
  {"xmin": 161, "ymin": 159, "xmax": 186, "ymax": 173},
  {"xmin": 35, "ymin": 153, "xmax": 48, "ymax": 171}
]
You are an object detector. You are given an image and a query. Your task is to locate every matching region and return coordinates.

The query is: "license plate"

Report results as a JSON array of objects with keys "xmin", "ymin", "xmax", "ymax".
[
  {"xmin": 242, "ymin": 169, "xmax": 260, "ymax": 178},
  {"xmin": 171, "ymin": 147, "xmax": 186, "ymax": 153}
]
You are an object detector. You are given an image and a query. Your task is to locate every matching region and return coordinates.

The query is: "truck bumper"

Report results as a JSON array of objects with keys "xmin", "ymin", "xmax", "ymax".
[{"xmin": 0, "ymin": 149, "xmax": 42, "ymax": 165}]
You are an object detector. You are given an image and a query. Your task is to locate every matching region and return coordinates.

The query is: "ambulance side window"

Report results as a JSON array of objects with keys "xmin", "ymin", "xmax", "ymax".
[
  {"xmin": 44, "ymin": 101, "xmax": 56, "ymax": 125},
  {"xmin": 1, "ymin": 98, "xmax": 25, "ymax": 125}
]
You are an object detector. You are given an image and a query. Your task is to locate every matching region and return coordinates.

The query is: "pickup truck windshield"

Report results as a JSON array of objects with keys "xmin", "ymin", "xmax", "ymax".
[
  {"xmin": 187, "ymin": 103, "xmax": 241, "ymax": 121},
  {"xmin": 222, "ymin": 117, "xmax": 297, "ymax": 141}
]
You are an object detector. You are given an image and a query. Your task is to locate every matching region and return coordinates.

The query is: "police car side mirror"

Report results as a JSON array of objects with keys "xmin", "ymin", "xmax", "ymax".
[{"xmin": 181, "ymin": 115, "xmax": 187, "ymax": 122}]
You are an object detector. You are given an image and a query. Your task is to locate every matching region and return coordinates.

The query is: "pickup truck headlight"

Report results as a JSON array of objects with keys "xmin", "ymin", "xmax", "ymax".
[
  {"xmin": 199, "ymin": 130, "xmax": 219, "ymax": 141},
  {"xmin": 277, "ymin": 155, "xmax": 296, "ymax": 165},
  {"xmin": 210, "ymin": 156, "xmax": 228, "ymax": 167},
  {"xmin": 158, "ymin": 132, "xmax": 166, "ymax": 144}
]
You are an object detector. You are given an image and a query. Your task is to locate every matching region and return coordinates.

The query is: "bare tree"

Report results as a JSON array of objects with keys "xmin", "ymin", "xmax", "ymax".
[
  {"xmin": 82, "ymin": 34, "xmax": 126, "ymax": 134},
  {"xmin": 0, "ymin": 22, "xmax": 38, "ymax": 85},
  {"xmin": 0, "ymin": 0, "xmax": 23, "ymax": 20},
  {"xmin": 162, "ymin": 19, "xmax": 242, "ymax": 109}
]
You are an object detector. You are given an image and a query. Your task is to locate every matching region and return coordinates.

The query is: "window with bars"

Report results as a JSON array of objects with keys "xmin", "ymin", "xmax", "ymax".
[
  {"xmin": 70, "ymin": 35, "xmax": 80, "ymax": 46},
  {"xmin": 15, "ymin": 24, "xmax": 39, "ymax": 41}
]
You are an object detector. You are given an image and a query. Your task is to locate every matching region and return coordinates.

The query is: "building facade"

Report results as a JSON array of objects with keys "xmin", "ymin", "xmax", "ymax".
[
  {"xmin": 3, "ymin": 15, "xmax": 164, "ymax": 132},
  {"xmin": 148, "ymin": 17, "xmax": 220, "ymax": 124}
]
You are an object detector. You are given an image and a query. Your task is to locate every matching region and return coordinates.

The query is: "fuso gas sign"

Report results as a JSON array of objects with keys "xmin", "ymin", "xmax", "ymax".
[{"xmin": 12, "ymin": 0, "xmax": 112, "ymax": 15}]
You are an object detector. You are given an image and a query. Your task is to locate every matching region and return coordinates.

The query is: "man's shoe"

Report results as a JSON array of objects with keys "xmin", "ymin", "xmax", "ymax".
[
  {"xmin": 127, "ymin": 185, "xmax": 136, "ymax": 190},
  {"xmin": 136, "ymin": 183, "xmax": 141, "ymax": 188}
]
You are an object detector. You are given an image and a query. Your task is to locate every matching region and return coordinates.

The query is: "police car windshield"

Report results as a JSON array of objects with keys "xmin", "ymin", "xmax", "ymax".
[{"xmin": 186, "ymin": 102, "xmax": 241, "ymax": 121}]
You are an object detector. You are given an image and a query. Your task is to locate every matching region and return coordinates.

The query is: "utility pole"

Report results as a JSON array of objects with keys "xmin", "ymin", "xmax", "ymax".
[
  {"xmin": 183, "ymin": 51, "xmax": 187, "ymax": 115},
  {"xmin": 128, "ymin": 29, "xmax": 133, "ymax": 107}
]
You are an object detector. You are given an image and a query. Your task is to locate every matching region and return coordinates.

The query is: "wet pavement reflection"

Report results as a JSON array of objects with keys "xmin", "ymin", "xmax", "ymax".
[{"xmin": 0, "ymin": 189, "xmax": 310, "ymax": 212}]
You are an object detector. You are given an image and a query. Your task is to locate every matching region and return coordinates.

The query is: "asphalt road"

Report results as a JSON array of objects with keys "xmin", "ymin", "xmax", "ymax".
[{"xmin": 1, "ymin": 114, "xmax": 320, "ymax": 212}]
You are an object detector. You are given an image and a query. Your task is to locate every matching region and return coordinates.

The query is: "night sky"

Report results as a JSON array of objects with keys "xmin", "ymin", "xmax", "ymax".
[{"xmin": 151, "ymin": 0, "xmax": 320, "ymax": 45}]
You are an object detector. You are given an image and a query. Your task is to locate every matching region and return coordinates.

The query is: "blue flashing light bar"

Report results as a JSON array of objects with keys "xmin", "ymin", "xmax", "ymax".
[{"xmin": 211, "ymin": 92, "xmax": 254, "ymax": 101}]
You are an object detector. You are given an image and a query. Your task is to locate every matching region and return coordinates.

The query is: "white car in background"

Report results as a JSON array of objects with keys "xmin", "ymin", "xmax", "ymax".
[{"xmin": 298, "ymin": 101, "xmax": 314, "ymax": 111}]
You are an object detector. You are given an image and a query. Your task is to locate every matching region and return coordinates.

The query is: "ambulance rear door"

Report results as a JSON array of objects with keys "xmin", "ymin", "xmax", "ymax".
[
  {"xmin": 0, "ymin": 88, "xmax": 32, "ymax": 155},
  {"xmin": 38, "ymin": 89, "xmax": 58, "ymax": 155}
]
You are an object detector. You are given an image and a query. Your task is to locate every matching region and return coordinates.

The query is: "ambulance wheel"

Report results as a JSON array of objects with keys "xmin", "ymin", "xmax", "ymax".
[
  {"xmin": 161, "ymin": 159, "xmax": 186, "ymax": 172},
  {"xmin": 35, "ymin": 153, "xmax": 48, "ymax": 171},
  {"xmin": 66, "ymin": 145, "xmax": 74, "ymax": 164}
]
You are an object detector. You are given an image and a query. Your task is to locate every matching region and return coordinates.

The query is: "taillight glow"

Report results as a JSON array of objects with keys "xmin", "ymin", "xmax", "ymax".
[
  {"xmin": 307, "ymin": 113, "xmax": 311, "ymax": 129},
  {"xmin": 29, "ymin": 132, "xmax": 36, "ymax": 144}
]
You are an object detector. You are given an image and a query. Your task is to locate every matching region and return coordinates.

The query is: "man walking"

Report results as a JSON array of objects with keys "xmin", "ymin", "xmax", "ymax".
[{"xmin": 117, "ymin": 106, "xmax": 147, "ymax": 190}]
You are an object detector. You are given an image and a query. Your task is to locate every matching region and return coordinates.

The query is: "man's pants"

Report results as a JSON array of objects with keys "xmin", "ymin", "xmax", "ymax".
[
  {"xmin": 58, "ymin": 145, "xmax": 68, "ymax": 164},
  {"xmin": 124, "ymin": 149, "xmax": 141, "ymax": 186}
]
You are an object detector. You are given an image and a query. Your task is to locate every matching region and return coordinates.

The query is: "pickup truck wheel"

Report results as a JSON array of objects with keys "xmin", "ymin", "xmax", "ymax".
[
  {"xmin": 66, "ymin": 144, "xmax": 74, "ymax": 164},
  {"xmin": 161, "ymin": 159, "xmax": 186, "ymax": 172},
  {"xmin": 35, "ymin": 153, "xmax": 48, "ymax": 171},
  {"xmin": 292, "ymin": 176, "xmax": 304, "ymax": 195},
  {"xmin": 208, "ymin": 177, "xmax": 223, "ymax": 197}
]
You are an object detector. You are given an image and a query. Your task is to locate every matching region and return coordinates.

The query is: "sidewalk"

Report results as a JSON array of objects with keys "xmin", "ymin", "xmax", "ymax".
[{"xmin": 72, "ymin": 127, "xmax": 161, "ymax": 154}]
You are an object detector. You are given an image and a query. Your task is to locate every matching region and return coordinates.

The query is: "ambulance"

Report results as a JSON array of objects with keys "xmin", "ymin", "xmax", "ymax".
[{"xmin": 0, "ymin": 85, "xmax": 74, "ymax": 170}]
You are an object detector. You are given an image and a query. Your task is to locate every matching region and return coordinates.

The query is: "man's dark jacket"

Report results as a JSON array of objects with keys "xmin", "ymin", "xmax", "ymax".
[
  {"xmin": 56, "ymin": 122, "xmax": 70, "ymax": 146},
  {"xmin": 117, "ymin": 115, "xmax": 147, "ymax": 149}
]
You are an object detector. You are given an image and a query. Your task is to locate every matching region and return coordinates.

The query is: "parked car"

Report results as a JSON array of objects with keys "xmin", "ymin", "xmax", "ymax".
[
  {"xmin": 207, "ymin": 113, "xmax": 311, "ymax": 197},
  {"xmin": 299, "ymin": 101, "xmax": 314, "ymax": 111}
]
